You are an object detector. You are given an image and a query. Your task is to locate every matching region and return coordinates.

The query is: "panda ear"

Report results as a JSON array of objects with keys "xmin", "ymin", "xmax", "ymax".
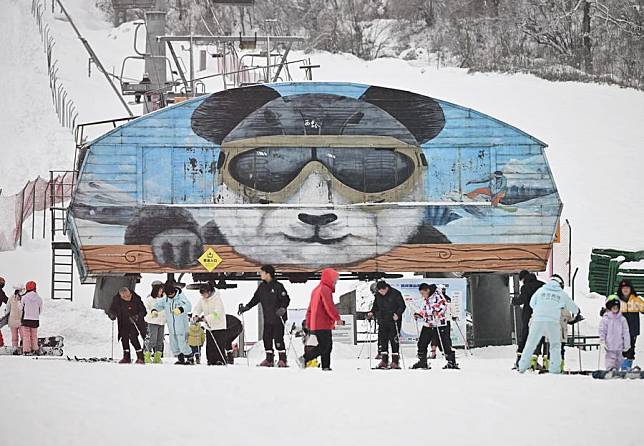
[
  {"xmin": 191, "ymin": 85, "xmax": 281, "ymax": 144},
  {"xmin": 359, "ymin": 86, "xmax": 445, "ymax": 145}
]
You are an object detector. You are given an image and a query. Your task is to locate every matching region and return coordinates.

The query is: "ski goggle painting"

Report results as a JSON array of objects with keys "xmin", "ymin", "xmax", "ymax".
[{"xmin": 218, "ymin": 136, "xmax": 427, "ymax": 202}]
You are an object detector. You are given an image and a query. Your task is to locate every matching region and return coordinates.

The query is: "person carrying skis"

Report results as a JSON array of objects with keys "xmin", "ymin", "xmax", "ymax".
[
  {"xmin": 368, "ymin": 281, "xmax": 406, "ymax": 369},
  {"xmin": 143, "ymin": 281, "xmax": 165, "ymax": 364},
  {"xmin": 193, "ymin": 282, "xmax": 227, "ymax": 365},
  {"xmin": 599, "ymin": 295, "xmax": 631, "ymax": 371},
  {"xmin": 238, "ymin": 265, "xmax": 290, "ymax": 367},
  {"xmin": 21, "ymin": 281, "xmax": 43, "ymax": 356},
  {"xmin": 512, "ymin": 270, "xmax": 546, "ymax": 369},
  {"xmin": 412, "ymin": 283, "xmax": 459, "ymax": 369},
  {"xmin": 107, "ymin": 287, "xmax": 147, "ymax": 364},
  {"xmin": 0, "ymin": 276, "xmax": 7, "ymax": 347},
  {"xmin": 299, "ymin": 268, "xmax": 343, "ymax": 370},
  {"xmin": 518, "ymin": 274, "xmax": 580, "ymax": 374},
  {"xmin": 615, "ymin": 279, "xmax": 644, "ymax": 370},
  {"xmin": 150, "ymin": 282, "xmax": 193, "ymax": 365}
]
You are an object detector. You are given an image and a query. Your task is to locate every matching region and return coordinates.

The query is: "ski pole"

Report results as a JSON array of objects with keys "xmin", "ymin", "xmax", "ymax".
[
  {"xmin": 452, "ymin": 317, "xmax": 471, "ymax": 356},
  {"xmin": 368, "ymin": 319, "xmax": 373, "ymax": 370},
  {"xmin": 202, "ymin": 318, "xmax": 228, "ymax": 367},
  {"xmin": 394, "ymin": 319, "xmax": 406, "ymax": 370},
  {"xmin": 111, "ymin": 320, "xmax": 114, "ymax": 360},
  {"xmin": 239, "ymin": 310, "xmax": 250, "ymax": 366},
  {"xmin": 280, "ymin": 317, "xmax": 300, "ymax": 361}
]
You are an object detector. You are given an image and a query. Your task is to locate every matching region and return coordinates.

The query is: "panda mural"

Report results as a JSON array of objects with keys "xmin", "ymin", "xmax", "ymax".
[
  {"xmin": 69, "ymin": 82, "xmax": 561, "ymax": 276},
  {"xmin": 122, "ymin": 85, "xmax": 450, "ymax": 269}
]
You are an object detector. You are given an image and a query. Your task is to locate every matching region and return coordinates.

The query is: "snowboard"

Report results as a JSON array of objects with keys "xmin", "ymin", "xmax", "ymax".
[
  {"xmin": 38, "ymin": 336, "xmax": 64, "ymax": 348},
  {"xmin": 445, "ymin": 192, "xmax": 518, "ymax": 214},
  {"xmin": 592, "ymin": 368, "xmax": 644, "ymax": 379},
  {"xmin": 0, "ymin": 346, "xmax": 64, "ymax": 356}
]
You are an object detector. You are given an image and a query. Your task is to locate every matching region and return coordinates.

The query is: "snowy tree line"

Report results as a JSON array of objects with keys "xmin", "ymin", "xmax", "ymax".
[{"xmin": 98, "ymin": 0, "xmax": 643, "ymax": 89}]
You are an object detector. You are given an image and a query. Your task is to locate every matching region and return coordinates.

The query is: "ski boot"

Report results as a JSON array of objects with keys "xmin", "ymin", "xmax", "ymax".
[
  {"xmin": 411, "ymin": 354, "xmax": 430, "ymax": 369},
  {"xmin": 529, "ymin": 354, "xmax": 538, "ymax": 371},
  {"xmin": 259, "ymin": 351, "xmax": 275, "ymax": 367},
  {"xmin": 195, "ymin": 354, "xmax": 201, "ymax": 365},
  {"xmin": 277, "ymin": 351, "xmax": 288, "ymax": 368},
  {"xmin": 560, "ymin": 359, "xmax": 565, "ymax": 373},
  {"xmin": 135, "ymin": 350, "xmax": 145, "ymax": 364},
  {"xmin": 443, "ymin": 361, "xmax": 460, "ymax": 370},
  {"xmin": 175, "ymin": 353, "xmax": 186, "ymax": 365},
  {"xmin": 187, "ymin": 355, "xmax": 195, "ymax": 365},
  {"xmin": 543, "ymin": 355, "xmax": 550, "ymax": 371},
  {"xmin": 306, "ymin": 358, "xmax": 319, "ymax": 368},
  {"xmin": 376, "ymin": 353, "xmax": 389, "ymax": 369},
  {"xmin": 621, "ymin": 358, "xmax": 634, "ymax": 371},
  {"xmin": 226, "ymin": 350, "xmax": 235, "ymax": 365},
  {"xmin": 153, "ymin": 351, "xmax": 163, "ymax": 364},
  {"xmin": 118, "ymin": 350, "xmax": 131, "ymax": 364},
  {"xmin": 143, "ymin": 351, "xmax": 152, "ymax": 364},
  {"xmin": 390, "ymin": 353, "xmax": 401, "ymax": 369}
]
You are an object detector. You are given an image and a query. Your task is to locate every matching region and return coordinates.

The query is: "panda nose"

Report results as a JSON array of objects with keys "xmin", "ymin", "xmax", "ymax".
[{"xmin": 297, "ymin": 213, "xmax": 338, "ymax": 226}]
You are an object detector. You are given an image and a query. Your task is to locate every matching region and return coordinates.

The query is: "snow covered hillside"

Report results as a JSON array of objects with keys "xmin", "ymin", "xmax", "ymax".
[{"xmin": 1, "ymin": 1, "xmax": 644, "ymax": 445}]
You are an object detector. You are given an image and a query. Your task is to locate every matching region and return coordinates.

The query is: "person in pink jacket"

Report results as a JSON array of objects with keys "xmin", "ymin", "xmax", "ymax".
[
  {"xmin": 599, "ymin": 295, "xmax": 631, "ymax": 370},
  {"xmin": 20, "ymin": 281, "xmax": 43, "ymax": 355}
]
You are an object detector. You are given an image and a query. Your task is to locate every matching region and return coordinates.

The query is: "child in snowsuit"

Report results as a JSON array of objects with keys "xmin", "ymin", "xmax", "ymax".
[
  {"xmin": 599, "ymin": 295, "xmax": 631, "ymax": 371},
  {"xmin": 8, "ymin": 286, "xmax": 24, "ymax": 349},
  {"xmin": 518, "ymin": 275, "xmax": 580, "ymax": 374},
  {"xmin": 21, "ymin": 281, "xmax": 43, "ymax": 355},
  {"xmin": 108, "ymin": 287, "xmax": 147, "ymax": 364},
  {"xmin": 151, "ymin": 283, "xmax": 193, "ymax": 364},
  {"xmin": 412, "ymin": 283, "xmax": 458, "ymax": 369},
  {"xmin": 144, "ymin": 281, "xmax": 166, "ymax": 364},
  {"xmin": 188, "ymin": 319, "xmax": 206, "ymax": 364}
]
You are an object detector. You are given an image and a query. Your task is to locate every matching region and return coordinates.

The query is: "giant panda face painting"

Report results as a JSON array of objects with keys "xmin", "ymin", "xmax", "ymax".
[{"xmin": 187, "ymin": 85, "xmax": 448, "ymax": 267}]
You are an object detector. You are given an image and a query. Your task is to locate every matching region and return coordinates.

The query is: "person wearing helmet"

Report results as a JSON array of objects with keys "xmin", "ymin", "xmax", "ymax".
[
  {"xmin": 143, "ymin": 281, "xmax": 166, "ymax": 364},
  {"xmin": 599, "ymin": 295, "xmax": 631, "ymax": 371},
  {"xmin": 193, "ymin": 282, "xmax": 228, "ymax": 365},
  {"xmin": 21, "ymin": 281, "xmax": 43, "ymax": 355},
  {"xmin": 517, "ymin": 274, "xmax": 580, "ymax": 374},
  {"xmin": 151, "ymin": 282, "xmax": 193, "ymax": 364},
  {"xmin": 615, "ymin": 279, "xmax": 644, "ymax": 370}
]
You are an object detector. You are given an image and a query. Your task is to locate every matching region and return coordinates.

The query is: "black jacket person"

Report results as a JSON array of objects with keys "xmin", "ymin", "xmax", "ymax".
[
  {"xmin": 107, "ymin": 287, "xmax": 147, "ymax": 363},
  {"xmin": 512, "ymin": 271, "xmax": 545, "ymax": 363},
  {"xmin": 368, "ymin": 281, "xmax": 406, "ymax": 369},
  {"xmin": 239, "ymin": 265, "xmax": 291, "ymax": 367}
]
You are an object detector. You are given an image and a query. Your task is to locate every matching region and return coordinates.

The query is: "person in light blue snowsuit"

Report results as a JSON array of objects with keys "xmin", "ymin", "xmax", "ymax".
[
  {"xmin": 151, "ymin": 283, "xmax": 193, "ymax": 364},
  {"xmin": 518, "ymin": 275, "xmax": 580, "ymax": 374}
]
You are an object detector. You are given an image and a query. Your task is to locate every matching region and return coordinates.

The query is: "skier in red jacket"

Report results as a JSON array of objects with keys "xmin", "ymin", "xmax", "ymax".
[{"xmin": 298, "ymin": 268, "xmax": 344, "ymax": 370}]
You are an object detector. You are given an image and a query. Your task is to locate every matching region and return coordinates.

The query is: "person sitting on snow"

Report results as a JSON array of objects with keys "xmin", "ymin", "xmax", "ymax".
[
  {"xmin": 107, "ymin": 287, "xmax": 147, "ymax": 364},
  {"xmin": 150, "ymin": 283, "xmax": 193, "ymax": 365},
  {"xmin": 517, "ymin": 274, "xmax": 580, "ymax": 374},
  {"xmin": 599, "ymin": 295, "xmax": 631, "ymax": 371}
]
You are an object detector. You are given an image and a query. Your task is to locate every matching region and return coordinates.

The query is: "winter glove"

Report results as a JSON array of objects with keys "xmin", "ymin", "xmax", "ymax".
[
  {"xmin": 238, "ymin": 304, "xmax": 247, "ymax": 315},
  {"xmin": 172, "ymin": 307, "xmax": 183, "ymax": 316},
  {"xmin": 106, "ymin": 311, "xmax": 116, "ymax": 321},
  {"xmin": 210, "ymin": 312, "xmax": 219, "ymax": 320},
  {"xmin": 150, "ymin": 310, "xmax": 158, "ymax": 318},
  {"xmin": 276, "ymin": 307, "xmax": 287, "ymax": 317},
  {"xmin": 366, "ymin": 312, "xmax": 373, "ymax": 320},
  {"xmin": 392, "ymin": 313, "xmax": 399, "ymax": 321},
  {"xmin": 568, "ymin": 311, "xmax": 584, "ymax": 325}
]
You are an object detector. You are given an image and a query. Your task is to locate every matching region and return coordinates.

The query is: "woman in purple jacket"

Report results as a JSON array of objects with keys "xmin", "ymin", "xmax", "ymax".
[{"xmin": 599, "ymin": 295, "xmax": 631, "ymax": 370}]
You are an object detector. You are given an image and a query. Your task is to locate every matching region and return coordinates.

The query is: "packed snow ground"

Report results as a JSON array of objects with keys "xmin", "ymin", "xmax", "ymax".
[{"xmin": 1, "ymin": 1, "xmax": 644, "ymax": 445}]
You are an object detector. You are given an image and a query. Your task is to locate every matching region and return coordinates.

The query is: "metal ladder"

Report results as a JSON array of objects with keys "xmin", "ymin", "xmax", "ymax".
[{"xmin": 49, "ymin": 170, "xmax": 76, "ymax": 301}]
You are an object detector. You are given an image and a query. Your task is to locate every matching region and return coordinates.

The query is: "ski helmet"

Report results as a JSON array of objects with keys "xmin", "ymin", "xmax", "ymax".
[
  {"xmin": 551, "ymin": 274, "xmax": 565, "ymax": 289},
  {"xmin": 606, "ymin": 295, "xmax": 620, "ymax": 311},
  {"xmin": 25, "ymin": 281, "xmax": 37, "ymax": 292}
]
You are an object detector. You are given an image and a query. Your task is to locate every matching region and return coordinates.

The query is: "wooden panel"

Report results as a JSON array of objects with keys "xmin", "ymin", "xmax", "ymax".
[{"xmin": 81, "ymin": 243, "xmax": 550, "ymax": 274}]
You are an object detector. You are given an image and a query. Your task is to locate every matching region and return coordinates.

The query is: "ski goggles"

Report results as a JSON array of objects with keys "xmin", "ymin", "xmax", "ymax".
[{"xmin": 219, "ymin": 136, "xmax": 426, "ymax": 202}]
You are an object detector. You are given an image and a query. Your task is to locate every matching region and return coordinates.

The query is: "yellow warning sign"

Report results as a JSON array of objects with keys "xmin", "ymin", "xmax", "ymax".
[{"xmin": 198, "ymin": 248, "xmax": 222, "ymax": 272}]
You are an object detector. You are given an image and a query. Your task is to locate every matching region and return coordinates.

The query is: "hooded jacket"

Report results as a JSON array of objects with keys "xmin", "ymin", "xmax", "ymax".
[
  {"xmin": 599, "ymin": 311, "xmax": 631, "ymax": 352},
  {"xmin": 21, "ymin": 290, "xmax": 43, "ymax": 325},
  {"xmin": 194, "ymin": 291, "xmax": 227, "ymax": 330},
  {"xmin": 8, "ymin": 293, "xmax": 23, "ymax": 329},
  {"xmin": 188, "ymin": 323, "xmax": 206, "ymax": 347},
  {"xmin": 529, "ymin": 280, "xmax": 579, "ymax": 323},
  {"xmin": 370, "ymin": 286, "xmax": 406, "ymax": 325},
  {"xmin": 306, "ymin": 268, "xmax": 341, "ymax": 331},
  {"xmin": 416, "ymin": 290, "xmax": 448, "ymax": 328},
  {"xmin": 152, "ymin": 291, "xmax": 192, "ymax": 335},
  {"xmin": 617, "ymin": 281, "xmax": 644, "ymax": 337},
  {"xmin": 512, "ymin": 273, "xmax": 545, "ymax": 321},
  {"xmin": 144, "ymin": 295, "xmax": 167, "ymax": 325},
  {"xmin": 108, "ymin": 291, "xmax": 147, "ymax": 340}
]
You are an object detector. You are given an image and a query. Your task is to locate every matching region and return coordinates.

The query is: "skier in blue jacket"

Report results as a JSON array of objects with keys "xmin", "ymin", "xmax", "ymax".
[
  {"xmin": 518, "ymin": 275, "xmax": 580, "ymax": 374},
  {"xmin": 151, "ymin": 283, "xmax": 193, "ymax": 364}
]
